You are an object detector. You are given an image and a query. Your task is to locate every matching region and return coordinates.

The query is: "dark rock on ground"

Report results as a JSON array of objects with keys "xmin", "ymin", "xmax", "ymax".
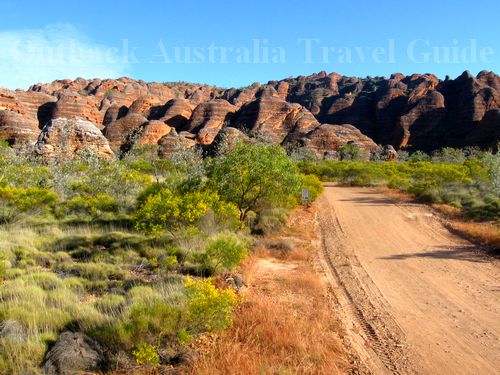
[{"xmin": 42, "ymin": 331, "xmax": 109, "ymax": 375}]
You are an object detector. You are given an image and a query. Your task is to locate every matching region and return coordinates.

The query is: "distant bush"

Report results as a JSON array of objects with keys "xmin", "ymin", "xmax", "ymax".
[
  {"xmin": 0, "ymin": 186, "xmax": 57, "ymax": 223},
  {"xmin": 298, "ymin": 149, "xmax": 500, "ymax": 221}
]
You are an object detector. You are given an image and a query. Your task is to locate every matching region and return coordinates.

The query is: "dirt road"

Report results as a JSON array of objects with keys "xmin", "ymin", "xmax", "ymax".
[{"xmin": 316, "ymin": 186, "xmax": 499, "ymax": 375}]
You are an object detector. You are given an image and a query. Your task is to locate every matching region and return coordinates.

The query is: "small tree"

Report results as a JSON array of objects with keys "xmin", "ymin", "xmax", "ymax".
[{"xmin": 208, "ymin": 142, "xmax": 301, "ymax": 221}]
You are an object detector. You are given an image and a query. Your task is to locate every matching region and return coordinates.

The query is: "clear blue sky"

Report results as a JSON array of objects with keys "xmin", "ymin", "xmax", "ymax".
[{"xmin": 0, "ymin": 0, "xmax": 498, "ymax": 89}]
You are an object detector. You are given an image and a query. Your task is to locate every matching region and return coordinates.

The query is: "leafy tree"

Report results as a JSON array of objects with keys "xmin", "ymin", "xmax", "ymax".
[{"xmin": 208, "ymin": 142, "xmax": 301, "ymax": 221}]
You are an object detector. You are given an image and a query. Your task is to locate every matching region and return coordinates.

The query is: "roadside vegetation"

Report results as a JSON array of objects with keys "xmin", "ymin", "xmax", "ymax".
[
  {"xmin": 298, "ymin": 146, "xmax": 500, "ymax": 249},
  {"xmin": 187, "ymin": 204, "xmax": 349, "ymax": 375},
  {"xmin": 0, "ymin": 139, "xmax": 320, "ymax": 374}
]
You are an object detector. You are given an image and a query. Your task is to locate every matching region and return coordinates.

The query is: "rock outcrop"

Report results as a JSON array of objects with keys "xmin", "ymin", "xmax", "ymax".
[
  {"xmin": 301, "ymin": 124, "xmax": 378, "ymax": 160},
  {"xmin": 158, "ymin": 99, "xmax": 196, "ymax": 130},
  {"xmin": 233, "ymin": 97, "xmax": 304, "ymax": 143},
  {"xmin": 103, "ymin": 113, "xmax": 148, "ymax": 148},
  {"xmin": 0, "ymin": 89, "xmax": 57, "ymax": 146},
  {"xmin": 51, "ymin": 92, "xmax": 104, "ymax": 126},
  {"xmin": 134, "ymin": 120, "xmax": 173, "ymax": 147},
  {"xmin": 35, "ymin": 117, "xmax": 114, "ymax": 159},
  {"xmin": 186, "ymin": 99, "xmax": 237, "ymax": 145}
]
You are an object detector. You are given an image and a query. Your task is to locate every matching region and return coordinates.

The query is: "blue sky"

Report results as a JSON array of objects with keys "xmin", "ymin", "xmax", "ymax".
[{"xmin": 0, "ymin": 0, "xmax": 499, "ymax": 89}]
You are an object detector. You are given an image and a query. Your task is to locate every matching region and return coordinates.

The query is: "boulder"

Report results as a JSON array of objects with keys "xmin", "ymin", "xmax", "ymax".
[
  {"xmin": 42, "ymin": 331, "xmax": 109, "ymax": 375},
  {"xmin": 381, "ymin": 145, "xmax": 398, "ymax": 161},
  {"xmin": 35, "ymin": 117, "xmax": 114, "ymax": 159}
]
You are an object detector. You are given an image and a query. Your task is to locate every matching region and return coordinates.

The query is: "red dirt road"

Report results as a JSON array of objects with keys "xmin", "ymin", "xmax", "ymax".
[{"xmin": 317, "ymin": 186, "xmax": 499, "ymax": 375}]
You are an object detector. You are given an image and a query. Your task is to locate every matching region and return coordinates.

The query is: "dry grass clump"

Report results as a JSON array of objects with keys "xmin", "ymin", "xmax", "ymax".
[
  {"xmin": 447, "ymin": 220, "xmax": 500, "ymax": 250},
  {"xmin": 430, "ymin": 204, "xmax": 500, "ymax": 250},
  {"xmin": 187, "ymin": 261, "xmax": 347, "ymax": 375}
]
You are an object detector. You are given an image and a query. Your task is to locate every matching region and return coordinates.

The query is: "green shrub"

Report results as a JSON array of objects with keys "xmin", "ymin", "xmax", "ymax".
[
  {"xmin": 117, "ymin": 301, "xmax": 182, "ymax": 348},
  {"xmin": 200, "ymin": 233, "xmax": 248, "ymax": 273},
  {"xmin": 70, "ymin": 262, "xmax": 128, "ymax": 281},
  {"xmin": 132, "ymin": 341, "xmax": 160, "ymax": 366},
  {"xmin": 63, "ymin": 193, "xmax": 118, "ymax": 217},
  {"xmin": 134, "ymin": 187, "xmax": 232, "ymax": 236},
  {"xmin": 185, "ymin": 277, "xmax": 237, "ymax": 333},
  {"xmin": 339, "ymin": 143, "xmax": 360, "ymax": 161},
  {"xmin": 0, "ymin": 336, "xmax": 48, "ymax": 375},
  {"xmin": 252, "ymin": 207, "xmax": 289, "ymax": 234},
  {"xmin": 299, "ymin": 174, "xmax": 324, "ymax": 202},
  {"xmin": 0, "ymin": 186, "xmax": 57, "ymax": 223}
]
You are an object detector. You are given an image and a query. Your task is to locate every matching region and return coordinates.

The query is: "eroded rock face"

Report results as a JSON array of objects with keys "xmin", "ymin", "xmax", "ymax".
[
  {"xmin": 158, "ymin": 99, "xmax": 196, "ymax": 130},
  {"xmin": 0, "ymin": 110, "xmax": 40, "ymax": 146},
  {"xmin": 135, "ymin": 120, "xmax": 173, "ymax": 146},
  {"xmin": 233, "ymin": 97, "xmax": 303, "ymax": 143},
  {"xmin": 128, "ymin": 95, "xmax": 163, "ymax": 118},
  {"xmin": 301, "ymin": 124, "xmax": 378, "ymax": 160},
  {"xmin": 396, "ymin": 90, "xmax": 446, "ymax": 148},
  {"xmin": 186, "ymin": 100, "xmax": 237, "ymax": 145},
  {"xmin": 35, "ymin": 117, "xmax": 114, "ymax": 159},
  {"xmin": 103, "ymin": 113, "xmax": 148, "ymax": 148},
  {"xmin": 0, "ymin": 89, "xmax": 57, "ymax": 146},
  {"xmin": 52, "ymin": 92, "xmax": 104, "ymax": 126}
]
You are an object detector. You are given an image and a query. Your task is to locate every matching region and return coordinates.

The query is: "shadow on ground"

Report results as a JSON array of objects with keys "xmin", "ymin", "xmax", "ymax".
[{"xmin": 378, "ymin": 245, "xmax": 488, "ymax": 263}]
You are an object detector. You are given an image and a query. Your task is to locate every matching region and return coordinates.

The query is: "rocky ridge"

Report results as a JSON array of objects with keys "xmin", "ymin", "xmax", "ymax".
[{"xmin": 0, "ymin": 70, "xmax": 498, "ymax": 159}]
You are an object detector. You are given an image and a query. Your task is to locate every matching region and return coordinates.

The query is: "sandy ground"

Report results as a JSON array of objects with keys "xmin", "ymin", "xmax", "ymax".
[{"xmin": 317, "ymin": 185, "xmax": 499, "ymax": 375}]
